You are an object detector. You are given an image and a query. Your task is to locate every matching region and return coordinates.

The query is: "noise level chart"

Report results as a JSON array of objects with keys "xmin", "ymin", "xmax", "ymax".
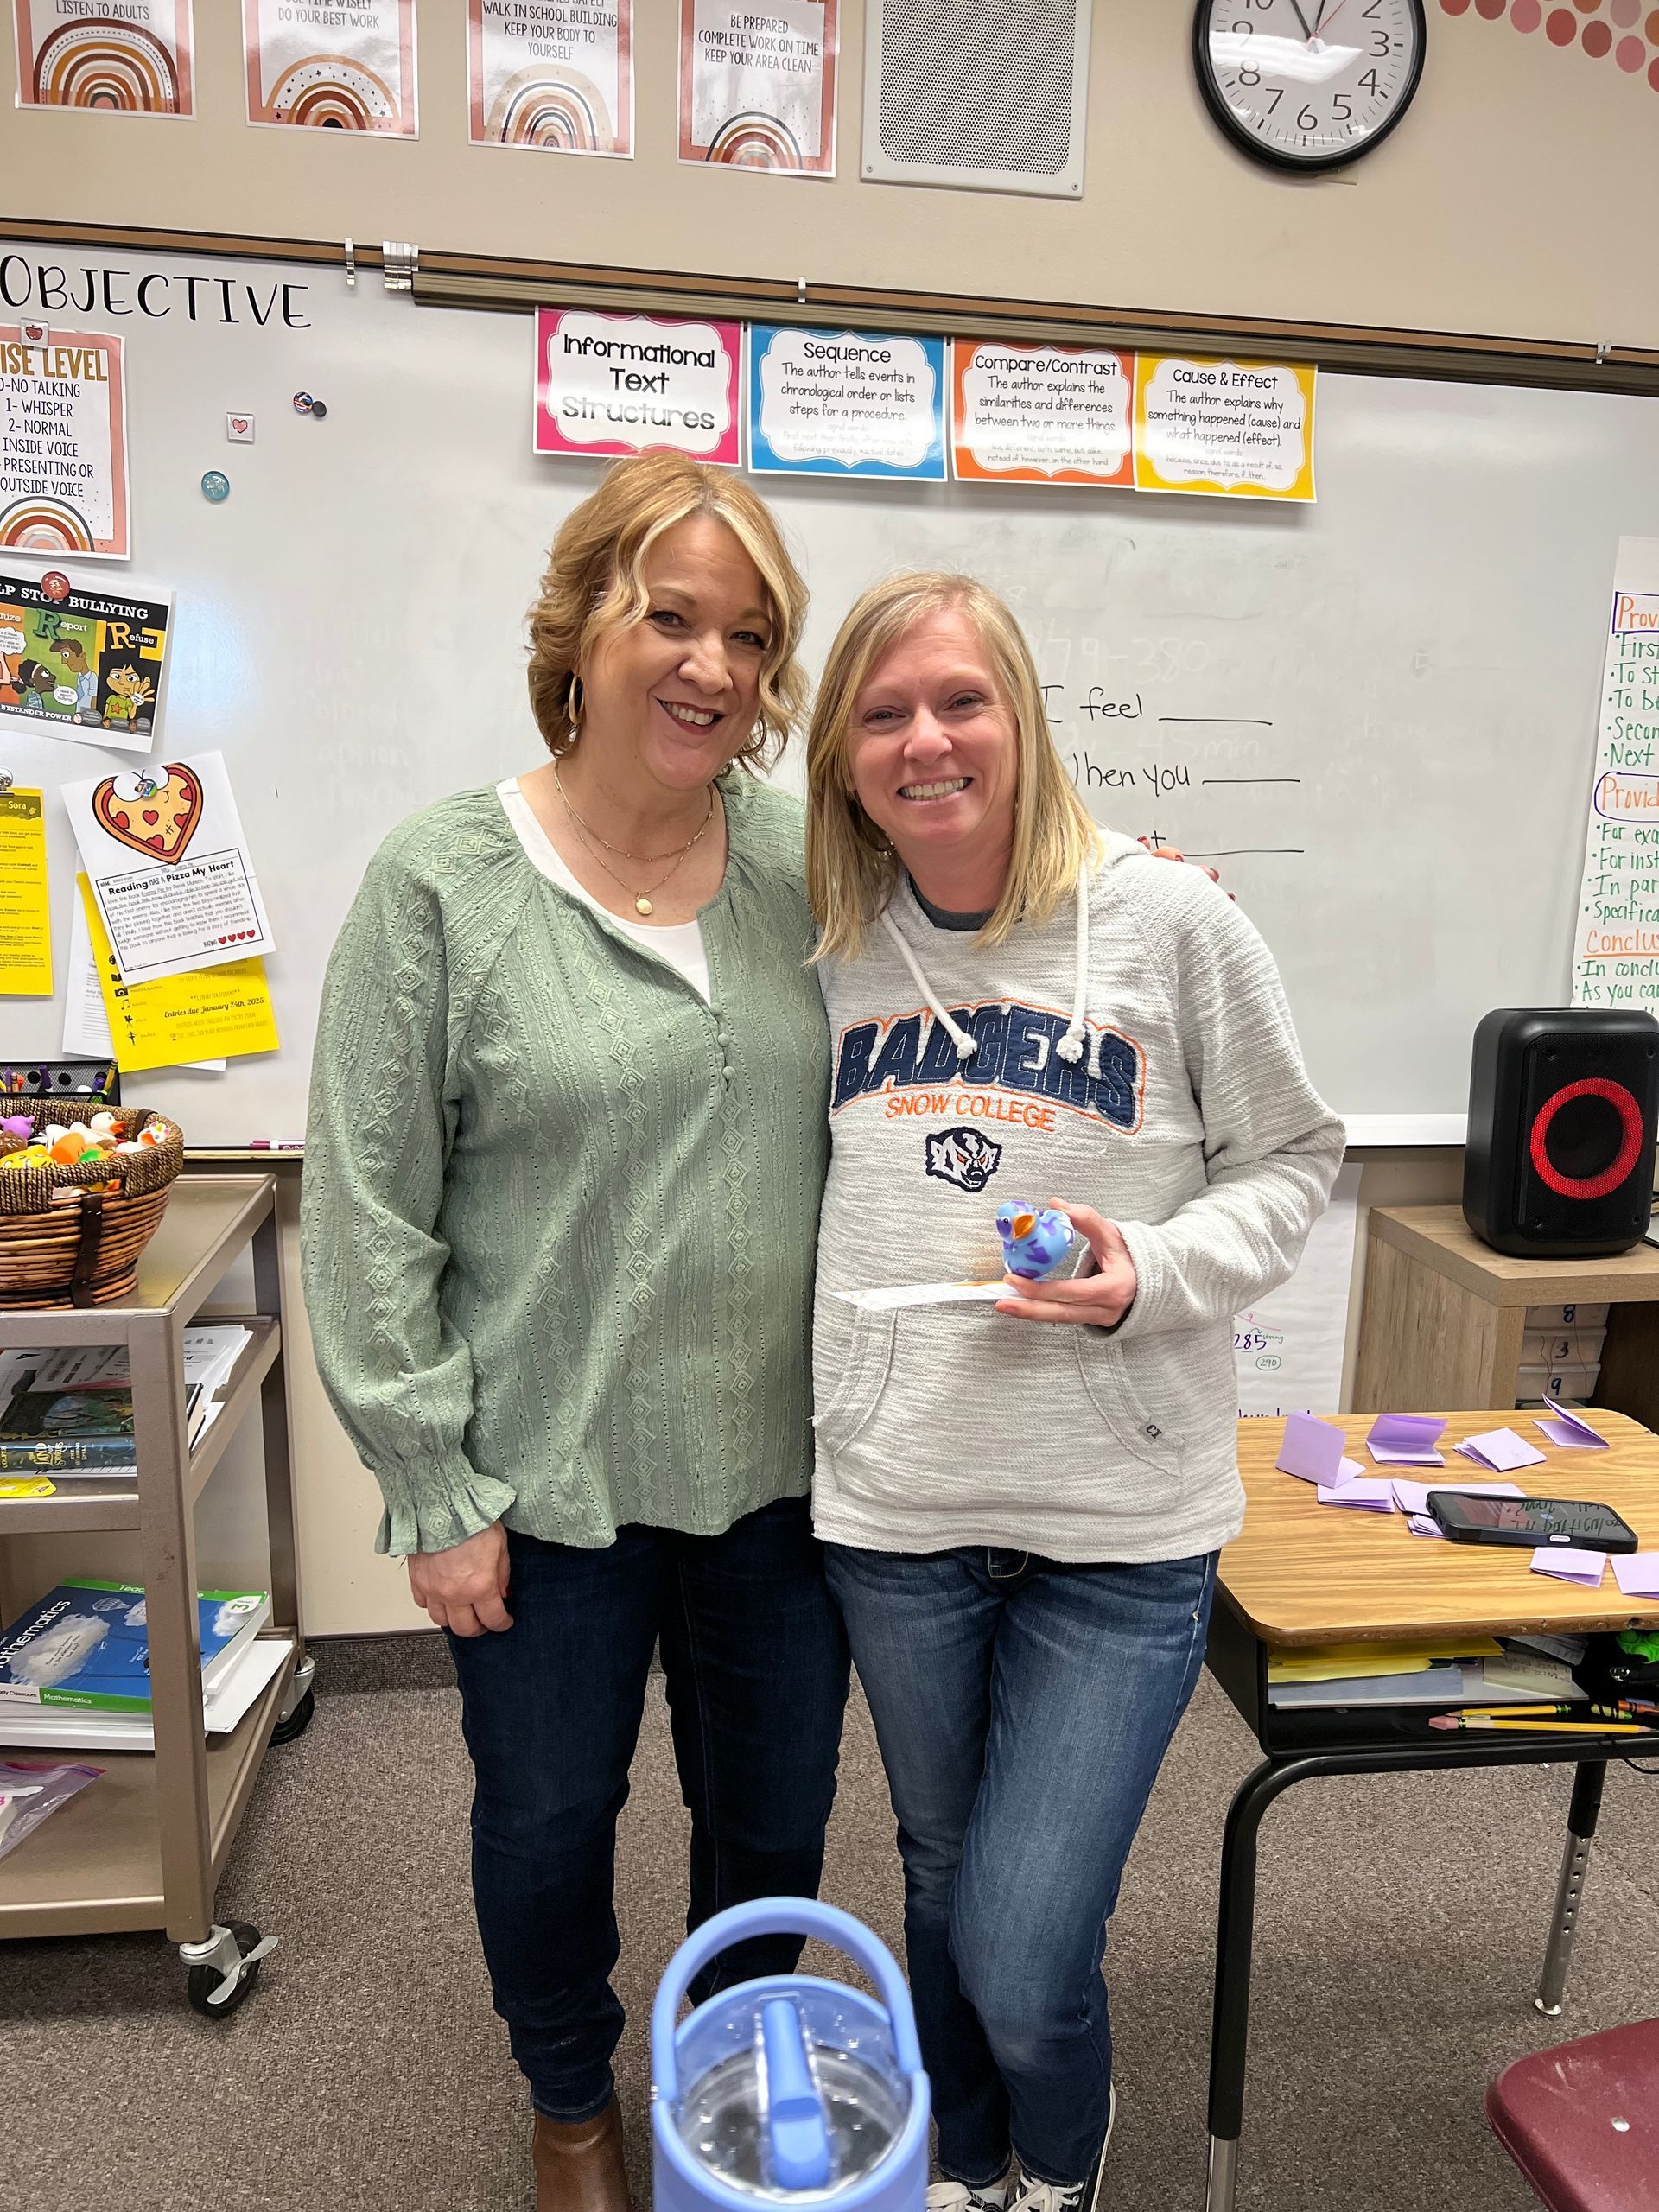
[{"xmin": 1573, "ymin": 537, "xmax": 1659, "ymax": 1019}]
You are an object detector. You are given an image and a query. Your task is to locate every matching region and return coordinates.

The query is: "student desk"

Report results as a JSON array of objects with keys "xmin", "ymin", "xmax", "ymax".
[{"xmin": 1202, "ymin": 1409, "xmax": 1659, "ymax": 2212}]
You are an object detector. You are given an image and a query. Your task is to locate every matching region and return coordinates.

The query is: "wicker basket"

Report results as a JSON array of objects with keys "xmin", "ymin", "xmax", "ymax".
[{"xmin": 0, "ymin": 1102, "xmax": 183, "ymax": 1309}]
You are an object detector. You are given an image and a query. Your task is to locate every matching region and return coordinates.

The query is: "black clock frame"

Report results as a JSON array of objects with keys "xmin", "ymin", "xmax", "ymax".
[{"xmin": 1192, "ymin": 0, "xmax": 1427, "ymax": 174}]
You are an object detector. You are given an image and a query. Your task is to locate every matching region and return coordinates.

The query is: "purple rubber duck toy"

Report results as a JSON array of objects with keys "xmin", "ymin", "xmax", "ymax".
[{"xmin": 995, "ymin": 1200, "xmax": 1076, "ymax": 1280}]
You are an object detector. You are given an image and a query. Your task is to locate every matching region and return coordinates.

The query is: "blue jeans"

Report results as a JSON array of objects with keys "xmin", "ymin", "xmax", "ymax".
[
  {"xmin": 825, "ymin": 1544, "xmax": 1217, "ymax": 2189},
  {"xmin": 447, "ymin": 1498, "xmax": 850, "ymax": 2119}
]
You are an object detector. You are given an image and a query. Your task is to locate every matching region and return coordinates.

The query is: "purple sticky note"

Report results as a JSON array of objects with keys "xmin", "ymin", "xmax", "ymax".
[
  {"xmin": 1530, "ymin": 1547, "xmax": 1607, "ymax": 1586},
  {"xmin": 1611, "ymin": 1553, "xmax": 1659, "ymax": 1600},
  {"xmin": 1535, "ymin": 1406, "xmax": 1610, "ymax": 1451},
  {"xmin": 1316, "ymin": 1477, "xmax": 1396, "ymax": 1511},
  {"xmin": 1366, "ymin": 1412, "xmax": 1447, "ymax": 1466},
  {"xmin": 1275, "ymin": 1411, "xmax": 1347, "ymax": 1485},
  {"xmin": 1458, "ymin": 1427, "xmax": 1548, "ymax": 1473}
]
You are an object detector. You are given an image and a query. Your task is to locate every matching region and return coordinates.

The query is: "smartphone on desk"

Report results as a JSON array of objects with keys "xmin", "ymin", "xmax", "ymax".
[{"xmin": 1426, "ymin": 1491, "xmax": 1638, "ymax": 1552}]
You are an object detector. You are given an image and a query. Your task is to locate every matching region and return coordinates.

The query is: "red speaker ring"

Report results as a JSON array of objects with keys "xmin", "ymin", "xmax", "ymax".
[{"xmin": 1528, "ymin": 1077, "xmax": 1644, "ymax": 1200}]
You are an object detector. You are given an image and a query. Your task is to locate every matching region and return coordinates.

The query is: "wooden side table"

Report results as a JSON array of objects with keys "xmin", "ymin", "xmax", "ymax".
[{"xmin": 1352, "ymin": 1205, "xmax": 1659, "ymax": 1421}]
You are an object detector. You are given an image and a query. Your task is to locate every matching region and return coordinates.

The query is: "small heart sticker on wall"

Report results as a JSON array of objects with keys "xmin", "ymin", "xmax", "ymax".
[{"xmin": 226, "ymin": 413, "xmax": 255, "ymax": 443}]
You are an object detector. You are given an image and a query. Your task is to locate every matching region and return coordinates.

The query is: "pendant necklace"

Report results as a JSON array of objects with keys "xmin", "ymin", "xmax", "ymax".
[{"xmin": 553, "ymin": 762, "xmax": 715, "ymax": 916}]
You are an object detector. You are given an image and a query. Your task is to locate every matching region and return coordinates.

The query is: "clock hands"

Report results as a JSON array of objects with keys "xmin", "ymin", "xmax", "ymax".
[{"xmin": 1287, "ymin": 0, "xmax": 1316, "ymax": 37}]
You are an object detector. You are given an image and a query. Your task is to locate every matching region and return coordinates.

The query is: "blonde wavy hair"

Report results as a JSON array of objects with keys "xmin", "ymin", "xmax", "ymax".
[
  {"xmin": 526, "ymin": 451, "xmax": 809, "ymax": 769},
  {"xmin": 805, "ymin": 572, "xmax": 1102, "ymax": 960}
]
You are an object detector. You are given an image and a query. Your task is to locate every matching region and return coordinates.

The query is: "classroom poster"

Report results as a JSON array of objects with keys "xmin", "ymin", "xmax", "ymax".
[
  {"xmin": 0, "ymin": 326, "xmax": 130, "ymax": 560},
  {"xmin": 534, "ymin": 309, "xmax": 741, "ymax": 465},
  {"xmin": 1133, "ymin": 355, "xmax": 1317, "ymax": 502},
  {"xmin": 950, "ymin": 340, "xmax": 1134, "ymax": 487},
  {"xmin": 467, "ymin": 0, "xmax": 632, "ymax": 156},
  {"xmin": 243, "ymin": 0, "xmax": 417, "ymax": 135},
  {"xmin": 0, "ymin": 787, "xmax": 52, "ymax": 997},
  {"xmin": 678, "ymin": 0, "xmax": 836, "ymax": 172},
  {"xmin": 75, "ymin": 875, "xmax": 273, "ymax": 1071},
  {"xmin": 747, "ymin": 325, "xmax": 946, "ymax": 480},
  {"xmin": 1571, "ymin": 537, "xmax": 1659, "ymax": 1019},
  {"xmin": 0, "ymin": 564, "xmax": 169, "ymax": 751},
  {"xmin": 60, "ymin": 751, "xmax": 275, "ymax": 984},
  {"xmin": 13, "ymin": 1, "xmax": 194, "ymax": 116},
  {"xmin": 1234, "ymin": 1164, "xmax": 1360, "ymax": 1417}
]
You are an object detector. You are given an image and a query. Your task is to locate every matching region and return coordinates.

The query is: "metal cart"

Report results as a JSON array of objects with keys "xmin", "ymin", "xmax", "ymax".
[{"xmin": 0, "ymin": 1175, "xmax": 310, "ymax": 2016}]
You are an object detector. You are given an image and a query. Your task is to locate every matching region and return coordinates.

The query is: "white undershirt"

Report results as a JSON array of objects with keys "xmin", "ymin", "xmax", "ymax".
[{"xmin": 497, "ymin": 776, "xmax": 712, "ymax": 1003}]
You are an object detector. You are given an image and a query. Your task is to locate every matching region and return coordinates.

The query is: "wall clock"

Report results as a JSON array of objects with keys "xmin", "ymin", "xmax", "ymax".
[{"xmin": 1192, "ymin": 0, "xmax": 1427, "ymax": 171}]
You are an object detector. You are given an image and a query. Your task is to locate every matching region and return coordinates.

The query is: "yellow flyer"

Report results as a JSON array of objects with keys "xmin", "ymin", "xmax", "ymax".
[
  {"xmin": 0, "ymin": 786, "xmax": 52, "ymax": 995},
  {"xmin": 78, "ymin": 873, "xmax": 278, "ymax": 1070},
  {"xmin": 1133, "ymin": 356, "xmax": 1316, "ymax": 502},
  {"xmin": 0, "ymin": 1477, "xmax": 56, "ymax": 1499}
]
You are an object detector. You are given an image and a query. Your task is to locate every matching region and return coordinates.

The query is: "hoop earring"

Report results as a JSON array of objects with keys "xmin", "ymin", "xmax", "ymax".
[{"xmin": 567, "ymin": 675, "xmax": 585, "ymax": 739}]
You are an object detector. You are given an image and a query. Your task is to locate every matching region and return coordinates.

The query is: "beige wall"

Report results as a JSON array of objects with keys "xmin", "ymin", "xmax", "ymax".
[{"xmin": 2, "ymin": 4, "xmax": 1657, "ymax": 348}]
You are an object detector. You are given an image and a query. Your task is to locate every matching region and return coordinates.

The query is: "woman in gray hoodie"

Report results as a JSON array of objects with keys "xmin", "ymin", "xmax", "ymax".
[{"xmin": 804, "ymin": 572, "xmax": 1344, "ymax": 2212}]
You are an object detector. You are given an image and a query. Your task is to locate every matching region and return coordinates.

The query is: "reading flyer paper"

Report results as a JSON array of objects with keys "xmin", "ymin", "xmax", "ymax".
[{"xmin": 60, "ymin": 749, "xmax": 275, "ymax": 984}]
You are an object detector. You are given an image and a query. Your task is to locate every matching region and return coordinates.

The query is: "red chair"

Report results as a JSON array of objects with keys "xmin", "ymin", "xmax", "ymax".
[{"xmin": 1486, "ymin": 2019, "xmax": 1659, "ymax": 2211}]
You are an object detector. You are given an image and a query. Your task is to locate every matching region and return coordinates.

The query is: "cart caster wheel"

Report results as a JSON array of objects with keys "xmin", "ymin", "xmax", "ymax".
[
  {"xmin": 184, "ymin": 1919, "xmax": 274, "ymax": 2018},
  {"xmin": 270, "ymin": 1686, "xmax": 315, "ymax": 1744}
]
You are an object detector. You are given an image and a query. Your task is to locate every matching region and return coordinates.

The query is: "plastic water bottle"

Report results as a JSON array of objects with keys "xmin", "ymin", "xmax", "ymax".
[{"xmin": 652, "ymin": 1898, "xmax": 930, "ymax": 2212}]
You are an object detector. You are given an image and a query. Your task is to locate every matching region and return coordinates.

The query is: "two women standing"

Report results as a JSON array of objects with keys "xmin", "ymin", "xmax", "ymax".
[{"xmin": 302, "ymin": 453, "xmax": 1341, "ymax": 2212}]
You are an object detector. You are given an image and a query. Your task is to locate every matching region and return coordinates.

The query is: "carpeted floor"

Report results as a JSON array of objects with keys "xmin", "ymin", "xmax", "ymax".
[{"xmin": 6, "ymin": 1634, "xmax": 1657, "ymax": 2211}]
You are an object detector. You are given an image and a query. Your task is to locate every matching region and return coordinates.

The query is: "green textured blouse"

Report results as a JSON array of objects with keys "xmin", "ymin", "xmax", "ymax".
[{"xmin": 300, "ymin": 773, "xmax": 830, "ymax": 1556}]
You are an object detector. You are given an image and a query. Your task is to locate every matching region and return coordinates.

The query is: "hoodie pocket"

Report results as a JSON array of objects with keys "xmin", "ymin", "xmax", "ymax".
[{"xmin": 815, "ymin": 1300, "xmax": 1179, "ymax": 1517}]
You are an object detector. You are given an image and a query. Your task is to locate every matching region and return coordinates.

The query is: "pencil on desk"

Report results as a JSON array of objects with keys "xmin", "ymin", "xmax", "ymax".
[
  {"xmin": 1458, "ymin": 1704, "xmax": 1636, "ymax": 1719},
  {"xmin": 1429, "ymin": 1715, "xmax": 1659, "ymax": 1735}
]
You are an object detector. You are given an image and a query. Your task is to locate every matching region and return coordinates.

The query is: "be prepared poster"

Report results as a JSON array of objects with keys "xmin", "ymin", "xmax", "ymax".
[
  {"xmin": 0, "ymin": 326, "xmax": 130, "ymax": 560},
  {"xmin": 468, "ymin": 0, "xmax": 632, "ymax": 156},
  {"xmin": 678, "ymin": 1, "xmax": 836, "ymax": 172},
  {"xmin": 61, "ymin": 752, "xmax": 274, "ymax": 984},
  {"xmin": 0, "ymin": 564, "xmax": 169, "ymax": 751},
  {"xmin": 1133, "ymin": 356, "xmax": 1317, "ymax": 502},
  {"xmin": 534, "ymin": 309, "xmax": 741, "ymax": 465},
  {"xmin": 243, "ymin": 0, "xmax": 417, "ymax": 134},
  {"xmin": 748, "ymin": 325, "xmax": 945, "ymax": 480},
  {"xmin": 952, "ymin": 340, "xmax": 1134, "ymax": 488},
  {"xmin": 13, "ymin": 0, "xmax": 194, "ymax": 116}
]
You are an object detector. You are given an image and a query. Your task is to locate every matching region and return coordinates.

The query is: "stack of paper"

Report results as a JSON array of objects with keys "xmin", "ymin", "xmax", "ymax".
[
  {"xmin": 1367, "ymin": 1414, "xmax": 1447, "ymax": 1466},
  {"xmin": 0, "ymin": 1327, "xmax": 253, "ymax": 1479},
  {"xmin": 1267, "ymin": 1637, "xmax": 1502, "ymax": 1709},
  {"xmin": 1454, "ymin": 1427, "xmax": 1546, "ymax": 1473}
]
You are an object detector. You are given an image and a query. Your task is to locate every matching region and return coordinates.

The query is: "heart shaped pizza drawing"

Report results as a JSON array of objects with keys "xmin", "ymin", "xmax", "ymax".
[{"xmin": 92, "ymin": 765, "xmax": 202, "ymax": 865}]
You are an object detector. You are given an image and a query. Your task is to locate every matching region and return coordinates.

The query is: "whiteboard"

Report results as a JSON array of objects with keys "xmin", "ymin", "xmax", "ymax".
[{"xmin": 3, "ymin": 239, "xmax": 1657, "ymax": 1146}]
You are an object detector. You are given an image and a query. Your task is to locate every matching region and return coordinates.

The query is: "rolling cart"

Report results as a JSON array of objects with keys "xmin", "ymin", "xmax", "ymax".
[{"xmin": 0, "ymin": 1175, "xmax": 309, "ymax": 2016}]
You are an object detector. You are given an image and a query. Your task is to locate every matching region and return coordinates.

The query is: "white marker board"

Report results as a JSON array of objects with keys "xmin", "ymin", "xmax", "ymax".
[{"xmin": 2, "ymin": 239, "xmax": 1656, "ymax": 1145}]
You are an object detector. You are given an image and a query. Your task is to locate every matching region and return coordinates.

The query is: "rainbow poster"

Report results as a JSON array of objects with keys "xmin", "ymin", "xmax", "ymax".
[
  {"xmin": 13, "ymin": 1, "xmax": 194, "ymax": 116},
  {"xmin": 243, "ymin": 0, "xmax": 417, "ymax": 136},
  {"xmin": 468, "ymin": 0, "xmax": 632, "ymax": 156},
  {"xmin": 0, "ymin": 327, "xmax": 130, "ymax": 562},
  {"xmin": 678, "ymin": 0, "xmax": 836, "ymax": 174}
]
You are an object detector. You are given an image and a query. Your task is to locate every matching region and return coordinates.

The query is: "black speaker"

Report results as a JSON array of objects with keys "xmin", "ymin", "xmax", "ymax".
[{"xmin": 1463, "ymin": 1008, "xmax": 1659, "ymax": 1257}]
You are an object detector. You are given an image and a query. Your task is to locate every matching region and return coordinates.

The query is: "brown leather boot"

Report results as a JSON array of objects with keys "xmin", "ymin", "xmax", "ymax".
[{"xmin": 532, "ymin": 2099, "xmax": 634, "ymax": 2212}]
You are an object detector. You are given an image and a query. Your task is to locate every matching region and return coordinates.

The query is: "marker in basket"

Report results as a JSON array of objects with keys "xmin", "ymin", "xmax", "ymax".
[{"xmin": 247, "ymin": 1140, "xmax": 304, "ymax": 1151}]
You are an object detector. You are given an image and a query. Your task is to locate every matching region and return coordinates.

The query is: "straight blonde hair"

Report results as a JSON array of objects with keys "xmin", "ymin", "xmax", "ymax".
[
  {"xmin": 805, "ymin": 572, "xmax": 1102, "ymax": 960},
  {"xmin": 526, "ymin": 451, "xmax": 809, "ymax": 769}
]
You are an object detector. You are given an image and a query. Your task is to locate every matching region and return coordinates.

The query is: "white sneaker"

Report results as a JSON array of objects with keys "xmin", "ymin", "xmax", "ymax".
[
  {"xmin": 927, "ymin": 2177, "xmax": 1011, "ymax": 2212},
  {"xmin": 1008, "ymin": 2085, "xmax": 1116, "ymax": 2212}
]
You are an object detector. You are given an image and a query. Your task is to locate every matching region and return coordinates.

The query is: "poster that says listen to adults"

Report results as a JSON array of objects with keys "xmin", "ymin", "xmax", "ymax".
[
  {"xmin": 678, "ymin": 0, "xmax": 837, "ymax": 173},
  {"xmin": 12, "ymin": 0, "xmax": 195, "ymax": 117},
  {"xmin": 243, "ymin": 0, "xmax": 417, "ymax": 135},
  {"xmin": 467, "ymin": 0, "xmax": 632, "ymax": 156},
  {"xmin": 533, "ymin": 308, "xmax": 741, "ymax": 465}
]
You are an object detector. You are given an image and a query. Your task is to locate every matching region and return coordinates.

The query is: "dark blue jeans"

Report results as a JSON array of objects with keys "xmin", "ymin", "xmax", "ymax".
[
  {"xmin": 447, "ymin": 1497, "xmax": 850, "ymax": 2120},
  {"xmin": 826, "ymin": 1543, "xmax": 1217, "ymax": 2190}
]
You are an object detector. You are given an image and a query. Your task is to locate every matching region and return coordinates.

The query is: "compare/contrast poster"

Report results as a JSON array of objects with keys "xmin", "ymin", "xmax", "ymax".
[
  {"xmin": 678, "ymin": 0, "xmax": 836, "ymax": 172},
  {"xmin": 468, "ymin": 0, "xmax": 632, "ymax": 155},
  {"xmin": 12, "ymin": 0, "xmax": 194, "ymax": 115},
  {"xmin": 0, "ymin": 564, "xmax": 169, "ymax": 751},
  {"xmin": 748, "ymin": 325, "xmax": 945, "ymax": 480},
  {"xmin": 534, "ymin": 308, "xmax": 741, "ymax": 464},
  {"xmin": 951, "ymin": 340, "xmax": 1134, "ymax": 488},
  {"xmin": 1133, "ymin": 355, "xmax": 1317, "ymax": 502},
  {"xmin": 243, "ymin": 0, "xmax": 417, "ymax": 134},
  {"xmin": 0, "ymin": 325, "xmax": 130, "ymax": 560}
]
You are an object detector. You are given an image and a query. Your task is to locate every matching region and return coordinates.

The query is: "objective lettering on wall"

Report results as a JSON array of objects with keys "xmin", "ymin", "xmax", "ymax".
[{"xmin": 0, "ymin": 257, "xmax": 311, "ymax": 330}]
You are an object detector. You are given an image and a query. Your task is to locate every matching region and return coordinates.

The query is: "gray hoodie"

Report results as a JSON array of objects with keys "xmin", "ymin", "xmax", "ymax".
[{"xmin": 810, "ymin": 833, "xmax": 1346, "ymax": 1564}]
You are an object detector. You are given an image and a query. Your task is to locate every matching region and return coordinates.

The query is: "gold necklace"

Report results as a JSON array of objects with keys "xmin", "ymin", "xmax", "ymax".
[{"xmin": 553, "ymin": 765, "xmax": 716, "ymax": 916}]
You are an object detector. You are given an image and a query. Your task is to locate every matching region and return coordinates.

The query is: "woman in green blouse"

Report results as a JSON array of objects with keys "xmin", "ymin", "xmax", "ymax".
[{"xmin": 301, "ymin": 453, "xmax": 848, "ymax": 2212}]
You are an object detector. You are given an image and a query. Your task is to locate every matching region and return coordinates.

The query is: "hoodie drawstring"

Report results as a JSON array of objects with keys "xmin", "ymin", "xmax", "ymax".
[{"xmin": 884, "ymin": 865, "xmax": 1099, "ymax": 1079}]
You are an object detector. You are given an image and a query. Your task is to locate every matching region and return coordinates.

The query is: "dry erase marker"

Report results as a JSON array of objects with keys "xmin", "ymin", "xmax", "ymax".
[{"xmin": 248, "ymin": 1139, "xmax": 304, "ymax": 1151}]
